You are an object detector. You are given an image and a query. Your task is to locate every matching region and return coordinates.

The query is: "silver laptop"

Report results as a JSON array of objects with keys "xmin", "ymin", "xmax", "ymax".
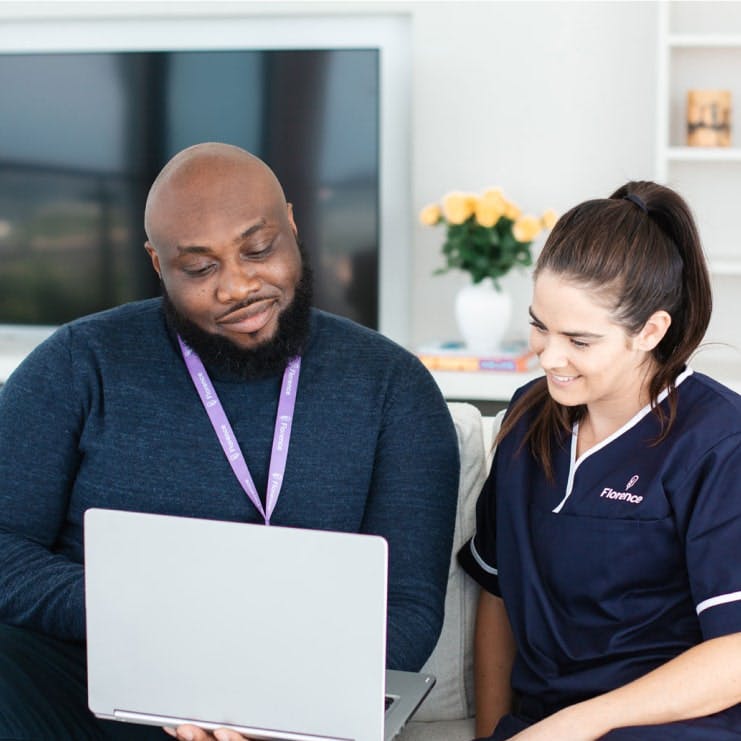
[{"xmin": 84, "ymin": 508, "xmax": 435, "ymax": 741}]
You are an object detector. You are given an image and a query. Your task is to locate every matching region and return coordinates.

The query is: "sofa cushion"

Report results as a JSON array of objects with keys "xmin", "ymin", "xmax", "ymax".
[
  {"xmin": 399, "ymin": 717, "xmax": 476, "ymax": 741},
  {"xmin": 411, "ymin": 402, "xmax": 489, "ymax": 722}
]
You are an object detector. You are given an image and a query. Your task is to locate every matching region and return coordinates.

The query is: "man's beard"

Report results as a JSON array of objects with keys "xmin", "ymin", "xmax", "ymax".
[{"xmin": 163, "ymin": 258, "xmax": 313, "ymax": 381}]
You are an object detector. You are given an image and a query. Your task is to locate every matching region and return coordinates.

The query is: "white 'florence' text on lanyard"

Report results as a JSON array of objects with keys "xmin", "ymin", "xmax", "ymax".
[{"xmin": 178, "ymin": 335, "xmax": 301, "ymax": 525}]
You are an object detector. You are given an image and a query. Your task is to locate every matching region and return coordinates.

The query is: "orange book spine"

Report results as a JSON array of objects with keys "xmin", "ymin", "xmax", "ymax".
[{"xmin": 418, "ymin": 351, "xmax": 536, "ymax": 372}]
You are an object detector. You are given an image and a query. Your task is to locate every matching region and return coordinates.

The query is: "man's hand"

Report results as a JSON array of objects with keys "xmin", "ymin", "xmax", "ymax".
[{"xmin": 163, "ymin": 724, "xmax": 251, "ymax": 741}]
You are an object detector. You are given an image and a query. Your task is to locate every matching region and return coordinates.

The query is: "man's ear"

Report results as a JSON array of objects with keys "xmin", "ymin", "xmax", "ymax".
[
  {"xmin": 144, "ymin": 241, "xmax": 161, "ymax": 280},
  {"xmin": 636, "ymin": 310, "xmax": 672, "ymax": 352},
  {"xmin": 286, "ymin": 203, "xmax": 298, "ymax": 238}
]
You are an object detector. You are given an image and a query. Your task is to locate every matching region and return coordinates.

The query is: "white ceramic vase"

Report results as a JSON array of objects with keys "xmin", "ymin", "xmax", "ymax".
[{"xmin": 454, "ymin": 278, "xmax": 512, "ymax": 354}]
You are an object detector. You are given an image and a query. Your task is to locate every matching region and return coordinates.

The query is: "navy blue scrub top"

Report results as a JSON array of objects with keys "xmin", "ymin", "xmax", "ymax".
[{"xmin": 460, "ymin": 369, "xmax": 741, "ymax": 711}]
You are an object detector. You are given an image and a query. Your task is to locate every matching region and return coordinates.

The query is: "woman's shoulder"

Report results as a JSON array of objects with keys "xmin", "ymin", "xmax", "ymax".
[
  {"xmin": 504, "ymin": 374, "xmax": 545, "ymax": 408},
  {"xmin": 665, "ymin": 370, "xmax": 741, "ymax": 469},
  {"xmin": 496, "ymin": 375, "xmax": 554, "ymax": 447},
  {"xmin": 678, "ymin": 369, "xmax": 741, "ymax": 434},
  {"xmin": 506, "ymin": 375, "xmax": 549, "ymax": 421}
]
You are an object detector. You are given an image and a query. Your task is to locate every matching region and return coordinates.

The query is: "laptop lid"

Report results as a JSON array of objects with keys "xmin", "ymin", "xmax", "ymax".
[{"xmin": 84, "ymin": 508, "xmax": 432, "ymax": 741}]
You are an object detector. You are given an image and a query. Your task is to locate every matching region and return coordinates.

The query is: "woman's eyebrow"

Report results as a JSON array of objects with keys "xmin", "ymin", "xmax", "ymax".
[
  {"xmin": 528, "ymin": 306, "xmax": 545, "ymax": 326},
  {"xmin": 528, "ymin": 306, "xmax": 604, "ymax": 339}
]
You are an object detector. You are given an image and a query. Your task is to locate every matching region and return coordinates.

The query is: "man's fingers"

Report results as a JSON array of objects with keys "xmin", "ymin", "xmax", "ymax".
[
  {"xmin": 214, "ymin": 729, "xmax": 251, "ymax": 741},
  {"xmin": 173, "ymin": 724, "xmax": 211, "ymax": 740}
]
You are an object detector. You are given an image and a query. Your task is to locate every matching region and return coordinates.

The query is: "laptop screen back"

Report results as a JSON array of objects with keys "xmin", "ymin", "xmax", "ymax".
[{"xmin": 84, "ymin": 509, "xmax": 388, "ymax": 741}]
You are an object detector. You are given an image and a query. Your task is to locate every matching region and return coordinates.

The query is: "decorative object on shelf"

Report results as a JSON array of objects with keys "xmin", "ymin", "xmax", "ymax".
[
  {"xmin": 454, "ymin": 278, "xmax": 512, "ymax": 355},
  {"xmin": 687, "ymin": 89, "xmax": 731, "ymax": 147},
  {"xmin": 419, "ymin": 188, "xmax": 557, "ymax": 353}
]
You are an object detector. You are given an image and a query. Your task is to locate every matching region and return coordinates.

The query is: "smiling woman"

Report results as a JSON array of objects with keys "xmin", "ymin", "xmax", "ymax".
[
  {"xmin": 458, "ymin": 180, "xmax": 741, "ymax": 741},
  {"xmin": 528, "ymin": 270, "xmax": 672, "ymax": 453}
]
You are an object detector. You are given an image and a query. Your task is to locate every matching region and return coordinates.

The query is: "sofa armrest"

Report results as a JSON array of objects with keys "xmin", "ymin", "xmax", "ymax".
[{"xmin": 410, "ymin": 402, "xmax": 489, "ymax": 722}]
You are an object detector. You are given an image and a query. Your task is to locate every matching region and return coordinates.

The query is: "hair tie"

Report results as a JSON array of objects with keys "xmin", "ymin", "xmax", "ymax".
[{"xmin": 623, "ymin": 193, "xmax": 648, "ymax": 213}]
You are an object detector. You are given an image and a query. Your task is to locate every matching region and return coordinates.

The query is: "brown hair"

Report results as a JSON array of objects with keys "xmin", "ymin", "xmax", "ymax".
[{"xmin": 498, "ymin": 181, "xmax": 712, "ymax": 479}]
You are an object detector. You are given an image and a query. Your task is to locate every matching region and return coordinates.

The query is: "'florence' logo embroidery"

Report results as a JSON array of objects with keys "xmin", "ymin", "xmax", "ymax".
[{"xmin": 599, "ymin": 475, "xmax": 643, "ymax": 504}]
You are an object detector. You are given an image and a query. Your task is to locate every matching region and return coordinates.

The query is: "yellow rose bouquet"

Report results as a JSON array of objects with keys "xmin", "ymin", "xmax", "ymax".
[{"xmin": 420, "ymin": 188, "xmax": 558, "ymax": 289}]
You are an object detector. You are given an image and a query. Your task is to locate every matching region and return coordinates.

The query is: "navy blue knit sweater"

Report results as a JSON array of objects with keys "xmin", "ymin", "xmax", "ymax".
[{"xmin": 0, "ymin": 299, "xmax": 459, "ymax": 671}]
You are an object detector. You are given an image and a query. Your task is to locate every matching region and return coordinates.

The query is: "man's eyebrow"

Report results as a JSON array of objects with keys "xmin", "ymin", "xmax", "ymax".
[
  {"xmin": 236, "ymin": 219, "xmax": 268, "ymax": 241},
  {"xmin": 175, "ymin": 220, "xmax": 269, "ymax": 255},
  {"xmin": 528, "ymin": 306, "xmax": 604, "ymax": 339},
  {"xmin": 176, "ymin": 244, "xmax": 210, "ymax": 255}
]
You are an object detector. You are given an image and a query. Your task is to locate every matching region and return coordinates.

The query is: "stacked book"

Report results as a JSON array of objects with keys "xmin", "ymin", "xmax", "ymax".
[{"xmin": 417, "ymin": 341, "xmax": 537, "ymax": 373}]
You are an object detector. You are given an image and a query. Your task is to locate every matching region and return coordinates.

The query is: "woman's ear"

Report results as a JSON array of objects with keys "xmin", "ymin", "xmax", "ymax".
[{"xmin": 636, "ymin": 310, "xmax": 672, "ymax": 352}]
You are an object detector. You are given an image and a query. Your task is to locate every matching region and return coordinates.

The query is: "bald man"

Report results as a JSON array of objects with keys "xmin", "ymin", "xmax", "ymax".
[{"xmin": 0, "ymin": 144, "xmax": 459, "ymax": 740}]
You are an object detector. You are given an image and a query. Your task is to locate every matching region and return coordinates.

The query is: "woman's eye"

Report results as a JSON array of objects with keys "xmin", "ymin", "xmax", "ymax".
[
  {"xmin": 571, "ymin": 339, "xmax": 590, "ymax": 349},
  {"xmin": 529, "ymin": 321, "xmax": 546, "ymax": 333}
]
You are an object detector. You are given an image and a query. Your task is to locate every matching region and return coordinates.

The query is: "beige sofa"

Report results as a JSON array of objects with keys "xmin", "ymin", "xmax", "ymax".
[{"xmin": 398, "ymin": 402, "xmax": 501, "ymax": 741}]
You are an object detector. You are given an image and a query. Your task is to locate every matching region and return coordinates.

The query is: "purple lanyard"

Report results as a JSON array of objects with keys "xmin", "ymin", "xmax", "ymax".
[{"xmin": 178, "ymin": 335, "xmax": 301, "ymax": 525}]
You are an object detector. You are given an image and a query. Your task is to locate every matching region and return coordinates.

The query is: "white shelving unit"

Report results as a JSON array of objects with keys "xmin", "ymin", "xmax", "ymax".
[{"xmin": 656, "ymin": 1, "xmax": 741, "ymax": 385}]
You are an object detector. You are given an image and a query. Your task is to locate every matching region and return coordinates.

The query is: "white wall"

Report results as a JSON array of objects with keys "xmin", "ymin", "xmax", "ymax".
[
  {"xmin": 0, "ymin": 0, "xmax": 659, "ymax": 349},
  {"xmin": 409, "ymin": 1, "xmax": 658, "ymax": 346}
]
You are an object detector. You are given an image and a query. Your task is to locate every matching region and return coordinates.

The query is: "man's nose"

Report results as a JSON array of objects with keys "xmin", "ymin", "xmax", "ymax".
[{"xmin": 215, "ymin": 260, "xmax": 261, "ymax": 303}]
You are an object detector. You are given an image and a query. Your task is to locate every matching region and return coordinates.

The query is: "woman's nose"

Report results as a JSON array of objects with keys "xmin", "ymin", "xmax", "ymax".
[{"xmin": 532, "ymin": 332, "xmax": 568, "ymax": 370}]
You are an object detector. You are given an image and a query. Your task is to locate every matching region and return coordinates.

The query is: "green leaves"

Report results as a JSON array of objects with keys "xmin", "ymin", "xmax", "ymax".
[{"xmin": 437, "ymin": 216, "xmax": 533, "ymax": 287}]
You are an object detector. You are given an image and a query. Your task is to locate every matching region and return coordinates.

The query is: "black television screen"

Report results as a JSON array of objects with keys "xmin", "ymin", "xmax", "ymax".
[{"xmin": 0, "ymin": 49, "xmax": 379, "ymax": 329}]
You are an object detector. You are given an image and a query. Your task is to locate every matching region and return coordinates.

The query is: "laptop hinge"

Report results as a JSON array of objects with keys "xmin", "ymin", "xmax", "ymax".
[{"xmin": 113, "ymin": 709, "xmax": 353, "ymax": 741}]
